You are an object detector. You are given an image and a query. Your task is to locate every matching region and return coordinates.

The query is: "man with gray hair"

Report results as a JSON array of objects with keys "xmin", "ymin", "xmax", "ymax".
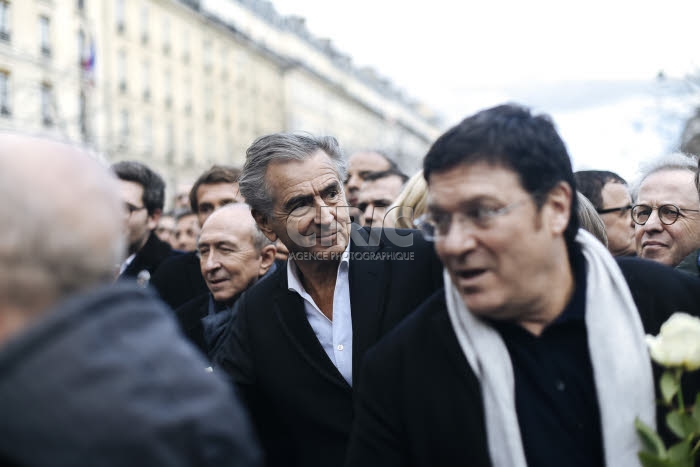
[
  {"xmin": 175, "ymin": 203, "xmax": 277, "ymax": 357},
  {"xmin": 633, "ymin": 153, "xmax": 700, "ymax": 274},
  {"xmin": 0, "ymin": 134, "xmax": 261, "ymax": 466},
  {"xmin": 215, "ymin": 133, "xmax": 443, "ymax": 467}
]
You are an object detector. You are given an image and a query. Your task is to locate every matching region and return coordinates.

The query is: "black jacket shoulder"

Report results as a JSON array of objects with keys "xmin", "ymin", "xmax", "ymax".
[
  {"xmin": 151, "ymin": 251, "xmax": 208, "ymax": 310},
  {"xmin": 616, "ymin": 256, "xmax": 700, "ymax": 334}
]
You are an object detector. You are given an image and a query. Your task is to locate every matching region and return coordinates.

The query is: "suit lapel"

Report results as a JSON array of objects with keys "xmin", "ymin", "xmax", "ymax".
[
  {"xmin": 349, "ymin": 227, "xmax": 388, "ymax": 380},
  {"xmin": 273, "ymin": 264, "xmax": 351, "ymax": 392}
]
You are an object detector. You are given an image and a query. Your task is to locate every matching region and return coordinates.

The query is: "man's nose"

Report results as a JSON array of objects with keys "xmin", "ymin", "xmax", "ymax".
[
  {"xmin": 203, "ymin": 252, "xmax": 220, "ymax": 272},
  {"xmin": 363, "ymin": 205, "xmax": 374, "ymax": 227},
  {"xmin": 438, "ymin": 216, "xmax": 478, "ymax": 255},
  {"xmin": 643, "ymin": 210, "xmax": 664, "ymax": 232},
  {"xmin": 315, "ymin": 202, "xmax": 335, "ymax": 225}
]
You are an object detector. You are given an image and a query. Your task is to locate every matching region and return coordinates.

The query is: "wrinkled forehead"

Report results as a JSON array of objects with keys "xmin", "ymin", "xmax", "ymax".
[
  {"xmin": 348, "ymin": 152, "xmax": 391, "ymax": 174},
  {"xmin": 199, "ymin": 215, "xmax": 255, "ymax": 247},
  {"xmin": 266, "ymin": 153, "xmax": 343, "ymax": 201},
  {"xmin": 638, "ymin": 169, "xmax": 698, "ymax": 206}
]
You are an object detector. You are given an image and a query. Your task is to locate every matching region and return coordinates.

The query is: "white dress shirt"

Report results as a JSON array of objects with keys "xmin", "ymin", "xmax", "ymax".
[
  {"xmin": 287, "ymin": 243, "xmax": 353, "ymax": 386},
  {"xmin": 118, "ymin": 253, "xmax": 136, "ymax": 276}
]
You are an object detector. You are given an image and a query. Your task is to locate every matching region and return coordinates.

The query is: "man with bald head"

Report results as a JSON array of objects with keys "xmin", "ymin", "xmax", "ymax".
[
  {"xmin": 175, "ymin": 203, "xmax": 276, "ymax": 356},
  {"xmin": 151, "ymin": 165, "xmax": 243, "ymax": 309},
  {"xmin": 633, "ymin": 154, "xmax": 700, "ymax": 274},
  {"xmin": 0, "ymin": 133, "xmax": 261, "ymax": 466}
]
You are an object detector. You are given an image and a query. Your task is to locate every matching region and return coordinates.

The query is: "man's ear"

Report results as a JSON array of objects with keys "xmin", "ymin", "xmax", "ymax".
[
  {"xmin": 544, "ymin": 181, "xmax": 573, "ymax": 235},
  {"xmin": 252, "ymin": 209, "xmax": 278, "ymax": 242},
  {"xmin": 257, "ymin": 244, "xmax": 277, "ymax": 277},
  {"xmin": 147, "ymin": 209, "xmax": 162, "ymax": 231}
]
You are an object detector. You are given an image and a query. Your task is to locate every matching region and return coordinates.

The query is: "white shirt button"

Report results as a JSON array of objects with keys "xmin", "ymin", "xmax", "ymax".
[{"xmin": 337, "ymin": 344, "xmax": 344, "ymax": 351}]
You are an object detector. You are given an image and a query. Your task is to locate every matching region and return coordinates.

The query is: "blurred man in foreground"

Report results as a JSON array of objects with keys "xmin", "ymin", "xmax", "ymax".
[{"xmin": 0, "ymin": 134, "xmax": 260, "ymax": 466}]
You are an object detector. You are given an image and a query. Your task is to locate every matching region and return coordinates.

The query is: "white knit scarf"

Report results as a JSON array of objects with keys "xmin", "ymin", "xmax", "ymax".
[{"xmin": 445, "ymin": 229, "xmax": 655, "ymax": 467}]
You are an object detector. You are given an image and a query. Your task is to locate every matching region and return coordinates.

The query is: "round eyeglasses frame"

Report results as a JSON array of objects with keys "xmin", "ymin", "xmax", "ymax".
[{"xmin": 631, "ymin": 203, "xmax": 700, "ymax": 226}]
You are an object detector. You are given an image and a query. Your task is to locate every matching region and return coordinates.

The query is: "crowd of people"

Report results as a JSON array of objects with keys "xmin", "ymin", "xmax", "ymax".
[{"xmin": 2, "ymin": 103, "xmax": 700, "ymax": 466}]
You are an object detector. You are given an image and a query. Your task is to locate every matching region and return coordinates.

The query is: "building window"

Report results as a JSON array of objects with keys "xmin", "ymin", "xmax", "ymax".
[
  {"xmin": 39, "ymin": 16, "xmax": 51, "ymax": 57},
  {"xmin": 203, "ymin": 40, "xmax": 212, "ymax": 72},
  {"xmin": 140, "ymin": 5, "xmax": 149, "ymax": 43},
  {"xmin": 162, "ymin": 17, "xmax": 170, "ymax": 55},
  {"xmin": 222, "ymin": 92, "xmax": 230, "ymax": 125},
  {"xmin": 115, "ymin": 0, "xmax": 124, "ymax": 33},
  {"xmin": 79, "ymin": 91, "xmax": 88, "ymax": 140},
  {"xmin": 221, "ymin": 47, "xmax": 228, "ymax": 80},
  {"xmin": 78, "ymin": 30, "xmax": 86, "ymax": 66},
  {"xmin": 165, "ymin": 122, "xmax": 174, "ymax": 162},
  {"xmin": 142, "ymin": 60, "xmax": 150, "ymax": 101},
  {"xmin": 184, "ymin": 127, "xmax": 193, "ymax": 165},
  {"xmin": 77, "ymin": 0, "xmax": 85, "ymax": 11},
  {"xmin": 41, "ymin": 83, "xmax": 52, "ymax": 126},
  {"xmin": 204, "ymin": 87, "xmax": 213, "ymax": 120},
  {"xmin": 182, "ymin": 29, "xmax": 189, "ymax": 63},
  {"xmin": 0, "ymin": 70, "xmax": 10, "ymax": 116},
  {"xmin": 119, "ymin": 109, "xmax": 129, "ymax": 147},
  {"xmin": 0, "ymin": 1, "xmax": 10, "ymax": 42},
  {"xmin": 117, "ymin": 50, "xmax": 126, "ymax": 93},
  {"xmin": 206, "ymin": 133, "xmax": 216, "ymax": 164},
  {"xmin": 143, "ymin": 115, "xmax": 152, "ymax": 152},
  {"xmin": 164, "ymin": 69, "xmax": 172, "ymax": 108},
  {"xmin": 184, "ymin": 79, "xmax": 192, "ymax": 115}
]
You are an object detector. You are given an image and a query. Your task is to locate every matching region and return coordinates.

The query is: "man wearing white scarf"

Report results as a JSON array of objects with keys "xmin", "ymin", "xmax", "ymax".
[{"xmin": 345, "ymin": 104, "xmax": 700, "ymax": 467}]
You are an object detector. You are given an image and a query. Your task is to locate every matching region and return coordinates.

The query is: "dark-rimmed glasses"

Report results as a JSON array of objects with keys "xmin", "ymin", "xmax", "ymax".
[
  {"xmin": 414, "ymin": 198, "xmax": 530, "ymax": 241},
  {"xmin": 631, "ymin": 204, "xmax": 700, "ymax": 226},
  {"xmin": 124, "ymin": 202, "xmax": 146, "ymax": 216},
  {"xmin": 596, "ymin": 204, "xmax": 632, "ymax": 215}
]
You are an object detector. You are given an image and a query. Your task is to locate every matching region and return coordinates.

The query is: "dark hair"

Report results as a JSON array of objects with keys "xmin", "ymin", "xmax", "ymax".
[
  {"xmin": 175, "ymin": 210, "xmax": 196, "ymax": 222},
  {"xmin": 189, "ymin": 165, "xmax": 242, "ymax": 213},
  {"xmin": 574, "ymin": 170, "xmax": 627, "ymax": 210},
  {"xmin": 111, "ymin": 160, "xmax": 165, "ymax": 215},
  {"xmin": 363, "ymin": 167, "xmax": 409, "ymax": 184},
  {"xmin": 423, "ymin": 103, "xmax": 579, "ymax": 246}
]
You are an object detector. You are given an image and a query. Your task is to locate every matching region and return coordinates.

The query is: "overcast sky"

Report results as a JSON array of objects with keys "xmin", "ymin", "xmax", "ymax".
[{"xmin": 269, "ymin": 0, "xmax": 700, "ymax": 182}]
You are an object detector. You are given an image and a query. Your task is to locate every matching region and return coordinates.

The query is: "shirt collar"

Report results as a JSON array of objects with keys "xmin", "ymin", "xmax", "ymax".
[{"xmin": 287, "ymin": 241, "xmax": 351, "ymax": 294}]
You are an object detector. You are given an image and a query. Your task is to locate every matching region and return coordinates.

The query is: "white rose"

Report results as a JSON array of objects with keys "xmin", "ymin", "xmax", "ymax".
[{"xmin": 646, "ymin": 312, "xmax": 700, "ymax": 371}]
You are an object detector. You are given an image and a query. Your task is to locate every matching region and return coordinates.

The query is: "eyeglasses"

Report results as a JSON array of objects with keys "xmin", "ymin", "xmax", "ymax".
[
  {"xmin": 631, "ymin": 204, "xmax": 700, "ymax": 226},
  {"xmin": 415, "ymin": 198, "xmax": 531, "ymax": 241},
  {"xmin": 597, "ymin": 204, "xmax": 632, "ymax": 215},
  {"xmin": 124, "ymin": 202, "xmax": 147, "ymax": 216}
]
